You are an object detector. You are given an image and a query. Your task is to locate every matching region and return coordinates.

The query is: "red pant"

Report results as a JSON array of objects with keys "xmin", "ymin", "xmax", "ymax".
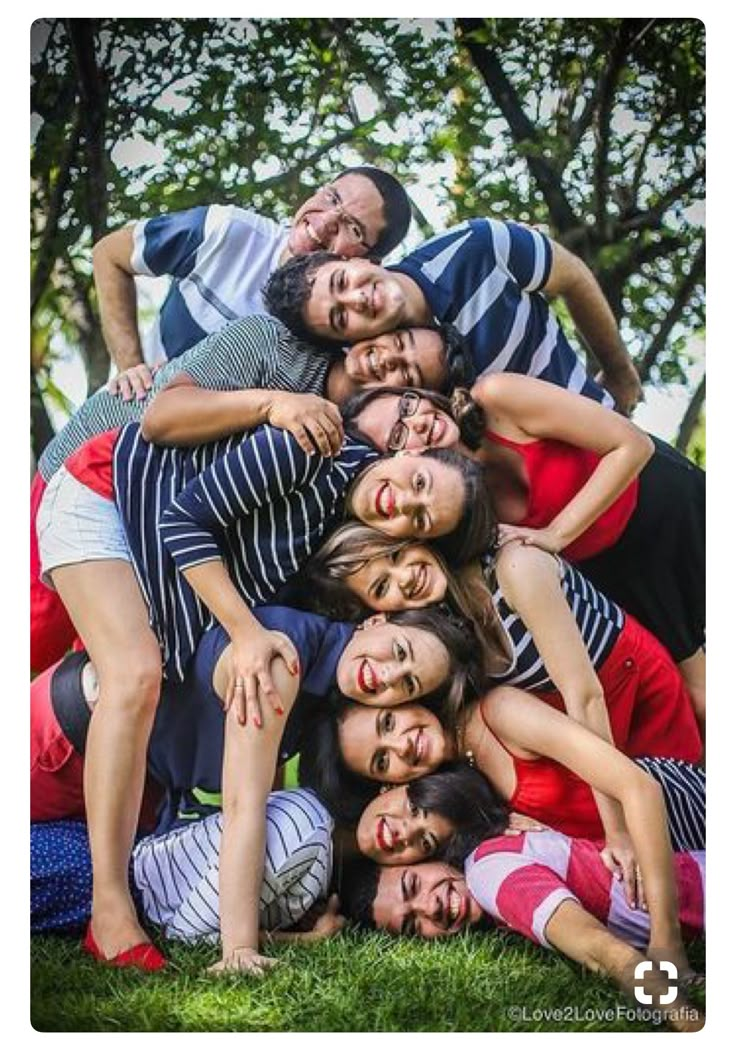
[
  {"xmin": 31, "ymin": 658, "xmax": 161, "ymax": 832},
  {"xmin": 540, "ymin": 613, "xmax": 702, "ymax": 763},
  {"xmin": 30, "ymin": 470, "xmax": 81, "ymax": 672}
]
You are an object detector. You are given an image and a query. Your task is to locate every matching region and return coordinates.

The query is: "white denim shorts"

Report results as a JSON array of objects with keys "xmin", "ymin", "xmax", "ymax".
[{"xmin": 36, "ymin": 466, "xmax": 131, "ymax": 589}]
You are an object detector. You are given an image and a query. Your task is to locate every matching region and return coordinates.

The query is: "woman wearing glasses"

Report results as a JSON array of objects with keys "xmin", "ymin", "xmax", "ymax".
[{"xmin": 341, "ymin": 373, "xmax": 705, "ymax": 729}]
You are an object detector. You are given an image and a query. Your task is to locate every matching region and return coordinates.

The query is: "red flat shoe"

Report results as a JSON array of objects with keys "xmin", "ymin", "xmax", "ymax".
[{"xmin": 83, "ymin": 923, "xmax": 167, "ymax": 972}]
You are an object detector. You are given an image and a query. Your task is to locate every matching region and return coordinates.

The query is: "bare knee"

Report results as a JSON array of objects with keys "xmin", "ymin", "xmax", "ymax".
[{"xmin": 96, "ymin": 655, "xmax": 162, "ymax": 718}]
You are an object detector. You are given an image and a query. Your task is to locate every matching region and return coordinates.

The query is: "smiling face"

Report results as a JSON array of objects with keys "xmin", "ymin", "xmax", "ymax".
[
  {"xmin": 345, "ymin": 544, "xmax": 447, "ymax": 614},
  {"xmin": 344, "ymin": 329, "xmax": 448, "ymax": 391},
  {"xmin": 353, "ymin": 392, "xmax": 461, "ymax": 454},
  {"xmin": 303, "ymin": 258, "xmax": 410, "ymax": 341},
  {"xmin": 372, "ymin": 862, "xmax": 483, "ymax": 938},
  {"xmin": 338, "ymin": 703, "xmax": 450, "ymax": 783},
  {"xmin": 287, "ymin": 174, "xmax": 386, "ymax": 259},
  {"xmin": 356, "ymin": 784, "xmax": 455, "ymax": 865},
  {"xmin": 349, "ymin": 455, "xmax": 464, "ymax": 540},
  {"xmin": 336, "ymin": 618, "xmax": 451, "ymax": 707}
]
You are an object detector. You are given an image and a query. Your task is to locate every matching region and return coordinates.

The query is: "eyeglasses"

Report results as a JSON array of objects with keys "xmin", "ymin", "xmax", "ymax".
[
  {"xmin": 318, "ymin": 186, "xmax": 369, "ymax": 245},
  {"xmin": 387, "ymin": 392, "xmax": 421, "ymax": 452}
]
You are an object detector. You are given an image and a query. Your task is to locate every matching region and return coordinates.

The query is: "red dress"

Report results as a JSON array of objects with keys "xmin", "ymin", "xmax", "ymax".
[{"xmin": 484, "ymin": 429, "xmax": 638, "ymax": 562}]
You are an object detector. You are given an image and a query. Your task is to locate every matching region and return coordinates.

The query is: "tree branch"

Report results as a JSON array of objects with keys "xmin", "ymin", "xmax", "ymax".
[
  {"xmin": 457, "ymin": 18, "xmax": 580, "ymax": 234},
  {"xmin": 31, "ymin": 107, "xmax": 82, "ymax": 316},
  {"xmin": 675, "ymin": 374, "xmax": 705, "ymax": 454},
  {"xmin": 620, "ymin": 163, "xmax": 705, "ymax": 234},
  {"xmin": 637, "ymin": 241, "xmax": 704, "ymax": 381},
  {"xmin": 67, "ymin": 19, "xmax": 110, "ymax": 242},
  {"xmin": 592, "ymin": 21, "xmax": 638, "ymax": 228}
]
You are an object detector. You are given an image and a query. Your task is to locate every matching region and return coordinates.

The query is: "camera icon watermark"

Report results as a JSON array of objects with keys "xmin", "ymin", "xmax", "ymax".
[{"xmin": 633, "ymin": 960, "xmax": 679, "ymax": 1006}]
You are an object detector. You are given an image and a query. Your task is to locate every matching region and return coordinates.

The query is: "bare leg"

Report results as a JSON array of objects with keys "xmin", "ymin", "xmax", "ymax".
[
  {"xmin": 678, "ymin": 648, "xmax": 705, "ymax": 736},
  {"xmin": 52, "ymin": 560, "xmax": 162, "ymax": 959}
]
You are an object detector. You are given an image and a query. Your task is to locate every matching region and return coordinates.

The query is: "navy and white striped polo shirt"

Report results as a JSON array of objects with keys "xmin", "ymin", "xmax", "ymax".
[
  {"xmin": 130, "ymin": 205, "xmax": 289, "ymax": 362},
  {"xmin": 392, "ymin": 218, "xmax": 613, "ymax": 406},
  {"xmin": 113, "ymin": 423, "xmax": 376, "ymax": 680}
]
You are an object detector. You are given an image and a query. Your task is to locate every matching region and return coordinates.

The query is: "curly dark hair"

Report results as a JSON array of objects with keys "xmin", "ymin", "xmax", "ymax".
[{"xmin": 262, "ymin": 252, "xmax": 342, "ymax": 349}]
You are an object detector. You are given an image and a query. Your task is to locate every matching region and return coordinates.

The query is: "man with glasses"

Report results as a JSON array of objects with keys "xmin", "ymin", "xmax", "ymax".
[{"xmin": 92, "ymin": 167, "xmax": 411, "ymax": 397}]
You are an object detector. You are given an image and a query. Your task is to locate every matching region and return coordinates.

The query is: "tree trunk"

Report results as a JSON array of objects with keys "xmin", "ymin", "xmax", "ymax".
[
  {"xmin": 675, "ymin": 375, "xmax": 705, "ymax": 455},
  {"xmin": 30, "ymin": 369, "xmax": 56, "ymax": 468}
]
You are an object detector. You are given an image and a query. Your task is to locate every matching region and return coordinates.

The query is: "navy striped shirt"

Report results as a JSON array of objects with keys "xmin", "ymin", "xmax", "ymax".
[
  {"xmin": 130, "ymin": 205, "xmax": 288, "ymax": 361},
  {"xmin": 132, "ymin": 789, "xmax": 334, "ymax": 942},
  {"xmin": 393, "ymin": 219, "xmax": 613, "ymax": 406},
  {"xmin": 113, "ymin": 423, "xmax": 376, "ymax": 679},
  {"xmin": 484, "ymin": 554, "xmax": 624, "ymax": 691}
]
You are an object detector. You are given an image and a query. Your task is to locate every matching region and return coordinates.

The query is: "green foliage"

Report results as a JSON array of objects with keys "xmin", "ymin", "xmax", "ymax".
[{"xmin": 31, "ymin": 17, "xmax": 705, "ymax": 455}]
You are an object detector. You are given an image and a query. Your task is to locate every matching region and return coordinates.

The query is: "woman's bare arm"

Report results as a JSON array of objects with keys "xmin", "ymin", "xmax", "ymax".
[
  {"xmin": 483, "ymin": 685, "xmax": 687, "ymax": 967},
  {"xmin": 473, "ymin": 372, "xmax": 653, "ymax": 552}
]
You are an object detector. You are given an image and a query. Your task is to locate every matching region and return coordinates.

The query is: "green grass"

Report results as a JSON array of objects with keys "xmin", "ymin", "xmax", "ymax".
[{"xmin": 30, "ymin": 929, "xmax": 704, "ymax": 1032}]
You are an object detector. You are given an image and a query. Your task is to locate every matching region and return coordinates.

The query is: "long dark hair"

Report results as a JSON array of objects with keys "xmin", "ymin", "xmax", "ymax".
[
  {"xmin": 407, "ymin": 762, "xmax": 509, "ymax": 862},
  {"xmin": 298, "ymin": 694, "xmax": 381, "ymax": 823},
  {"xmin": 341, "ymin": 385, "xmax": 486, "ymax": 451}
]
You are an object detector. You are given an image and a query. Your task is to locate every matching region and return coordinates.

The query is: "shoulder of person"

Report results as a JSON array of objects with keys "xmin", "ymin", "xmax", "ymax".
[
  {"xmin": 216, "ymin": 204, "xmax": 283, "ymax": 239},
  {"xmin": 495, "ymin": 542, "xmax": 559, "ymax": 592}
]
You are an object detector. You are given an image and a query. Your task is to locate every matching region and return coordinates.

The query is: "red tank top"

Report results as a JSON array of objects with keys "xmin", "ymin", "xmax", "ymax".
[
  {"xmin": 484, "ymin": 429, "xmax": 638, "ymax": 562},
  {"xmin": 483, "ymin": 713, "xmax": 604, "ymax": 839},
  {"xmin": 64, "ymin": 429, "xmax": 118, "ymax": 501}
]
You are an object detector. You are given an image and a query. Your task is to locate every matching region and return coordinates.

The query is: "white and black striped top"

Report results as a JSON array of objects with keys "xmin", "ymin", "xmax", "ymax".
[
  {"xmin": 484, "ymin": 554, "xmax": 624, "ymax": 692},
  {"xmin": 114, "ymin": 422, "xmax": 375, "ymax": 680},
  {"xmin": 38, "ymin": 314, "xmax": 332, "ymax": 481},
  {"xmin": 132, "ymin": 788, "xmax": 334, "ymax": 942}
]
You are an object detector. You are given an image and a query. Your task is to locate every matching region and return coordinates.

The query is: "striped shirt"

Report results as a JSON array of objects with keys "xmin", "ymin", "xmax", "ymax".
[
  {"xmin": 393, "ymin": 219, "xmax": 613, "ymax": 406},
  {"xmin": 37, "ymin": 314, "xmax": 331, "ymax": 481},
  {"xmin": 484, "ymin": 553, "xmax": 624, "ymax": 691},
  {"xmin": 112, "ymin": 423, "xmax": 375, "ymax": 679},
  {"xmin": 465, "ymin": 830, "xmax": 704, "ymax": 949},
  {"xmin": 132, "ymin": 789, "xmax": 334, "ymax": 942},
  {"xmin": 130, "ymin": 205, "xmax": 289, "ymax": 362}
]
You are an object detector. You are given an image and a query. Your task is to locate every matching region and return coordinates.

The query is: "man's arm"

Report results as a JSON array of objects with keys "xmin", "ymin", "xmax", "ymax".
[
  {"xmin": 545, "ymin": 900, "xmax": 702, "ymax": 1031},
  {"xmin": 544, "ymin": 240, "xmax": 642, "ymax": 415},
  {"xmin": 92, "ymin": 226, "xmax": 145, "ymax": 373}
]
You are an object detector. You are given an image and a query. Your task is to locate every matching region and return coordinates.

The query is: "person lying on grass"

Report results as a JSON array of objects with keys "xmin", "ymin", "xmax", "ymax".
[
  {"xmin": 340, "ymin": 829, "xmax": 704, "ymax": 1032},
  {"xmin": 31, "ymin": 604, "xmax": 480, "ymax": 974},
  {"xmin": 300, "ymin": 687, "xmax": 698, "ymax": 982},
  {"xmin": 32, "ymin": 766, "xmax": 505, "ymax": 946}
]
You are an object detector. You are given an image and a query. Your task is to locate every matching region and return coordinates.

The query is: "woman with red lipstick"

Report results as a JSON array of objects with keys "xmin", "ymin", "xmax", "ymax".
[
  {"xmin": 343, "ymin": 376, "xmax": 705, "ymax": 728},
  {"xmin": 301, "ymin": 685, "xmax": 704, "ymax": 961},
  {"xmin": 32, "ymin": 600, "xmax": 479, "ymax": 974}
]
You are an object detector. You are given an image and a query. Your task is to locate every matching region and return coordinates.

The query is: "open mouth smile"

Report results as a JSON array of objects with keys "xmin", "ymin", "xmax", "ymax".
[
  {"xmin": 442, "ymin": 882, "xmax": 466, "ymax": 928},
  {"xmin": 357, "ymin": 659, "xmax": 378, "ymax": 695},
  {"xmin": 408, "ymin": 729, "xmax": 426, "ymax": 767},
  {"xmin": 408, "ymin": 563, "xmax": 428, "ymax": 599},
  {"xmin": 376, "ymin": 816, "xmax": 397, "ymax": 853},
  {"xmin": 375, "ymin": 481, "xmax": 396, "ymax": 519}
]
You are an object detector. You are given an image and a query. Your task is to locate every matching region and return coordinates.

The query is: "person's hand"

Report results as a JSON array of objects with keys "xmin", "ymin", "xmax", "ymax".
[
  {"xmin": 600, "ymin": 832, "xmax": 645, "ymax": 910},
  {"xmin": 504, "ymin": 812, "xmax": 549, "ymax": 835},
  {"xmin": 224, "ymin": 625, "xmax": 299, "ymax": 727},
  {"xmin": 208, "ymin": 946, "xmax": 278, "ymax": 977},
  {"xmin": 107, "ymin": 362, "xmax": 162, "ymax": 402},
  {"xmin": 308, "ymin": 895, "xmax": 346, "ymax": 939},
  {"xmin": 496, "ymin": 524, "xmax": 564, "ymax": 554},
  {"xmin": 597, "ymin": 362, "xmax": 642, "ymax": 417},
  {"xmin": 265, "ymin": 391, "xmax": 344, "ymax": 457}
]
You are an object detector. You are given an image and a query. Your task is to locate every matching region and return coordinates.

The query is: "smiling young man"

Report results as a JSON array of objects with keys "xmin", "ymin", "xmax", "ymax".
[
  {"xmin": 342, "ymin": 830, "xmax": 704, "ymax": 1026},
  {"xmin": 263, "ymin": 216, "xmax": 643, "ymax": 415},
  {"xmin": 92, "ymin": 166, "xmax": 411, "ymax": 382}
]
